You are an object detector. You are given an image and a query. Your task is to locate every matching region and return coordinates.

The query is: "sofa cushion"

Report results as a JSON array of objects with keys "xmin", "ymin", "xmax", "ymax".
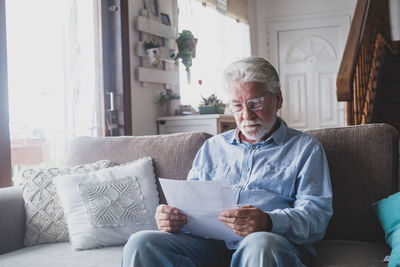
[
  {"xmin": 20, "ymin": 160, "xmax": 114, "ymax": 247},
  {"xmin": 312, "ymin": 240, "xmax": 390, "ymax": 266},
  {"xmin": 0, "ymin": 242, "xmax": 123, "ymax": 267},
  {"xmin": 372, "ymin": 191, "xmax": 400, "ymax": 266},
  {"xmin": 54, "ymin": 158, "xmax": 159, "ymax": 250},
  {"xmin": 306, "ymin": 124, "xmax": 399, "ymax": 243}
]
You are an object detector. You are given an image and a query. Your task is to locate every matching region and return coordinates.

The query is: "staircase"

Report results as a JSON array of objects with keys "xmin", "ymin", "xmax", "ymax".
[
  {"xmin": 336, "ymin": 0, "xmax": 400, "ymax": 133},
  {"xmin": 375, "ymin": 46, "xmax": 400, "ymax": 132}
]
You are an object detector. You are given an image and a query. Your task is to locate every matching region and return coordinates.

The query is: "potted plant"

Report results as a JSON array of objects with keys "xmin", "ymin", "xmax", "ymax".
[
  {"xmin": 143, "ymin": 39, "xmax": 161, "ymax": 67},
  {"xmin": 198, "ymin": 94, "xmax": 226, "ymax": 114},
  {"xmin": 174, "ymin": 30, "xmax": 198, "ymax": 83},
  {"xmin": 157, "ymin": 89, "xmax": 181, "ymax": 116}
]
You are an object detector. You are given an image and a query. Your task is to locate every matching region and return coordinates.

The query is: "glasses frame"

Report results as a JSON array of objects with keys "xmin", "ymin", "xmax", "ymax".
[{"xmin": 228, "ymin": 94, "xmax": 269, "ymax": 113}]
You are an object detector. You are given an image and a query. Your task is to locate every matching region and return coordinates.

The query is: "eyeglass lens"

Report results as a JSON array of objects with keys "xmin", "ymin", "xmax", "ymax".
[{"xmin": 230, "ymin": 97, "xmax": 264, "ymax": 112}]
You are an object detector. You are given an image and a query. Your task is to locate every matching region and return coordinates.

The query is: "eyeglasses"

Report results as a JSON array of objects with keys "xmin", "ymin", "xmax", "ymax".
[{"xmin": 229, "ymin": 95, "xmax": 268, "ymax": 113}]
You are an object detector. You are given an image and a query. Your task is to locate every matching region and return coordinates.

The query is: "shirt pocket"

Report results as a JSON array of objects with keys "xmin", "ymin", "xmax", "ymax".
[
  {"xmin": 200, "ymin": 162, "xmax": 231, "ymax": 182},
  {"xmin": 249, "ymin": 163, "xmax": 296, "ymax": 197}
]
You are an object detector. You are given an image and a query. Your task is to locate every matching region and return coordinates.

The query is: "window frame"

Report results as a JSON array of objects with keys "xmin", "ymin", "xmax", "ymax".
[
  {"xmin": 101, "ymin": 0, "xmax": 132, "ymax": 136},
  {"xmin": 0, "ymin": 0, "xmax": 12, "ymax": 188}
]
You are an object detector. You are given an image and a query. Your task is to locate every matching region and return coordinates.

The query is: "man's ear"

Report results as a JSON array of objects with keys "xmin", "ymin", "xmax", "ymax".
[{"xmin": 275, "ymin": 90, "xmax": 283, "ymax": 110}]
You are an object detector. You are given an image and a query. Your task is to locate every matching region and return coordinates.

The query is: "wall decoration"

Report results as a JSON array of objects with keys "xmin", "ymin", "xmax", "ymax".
[
  {"xmin": 174, "ymin": 30, "xmax": 198, "ymax": 83},
  {"xmin": 160, "ymin": 13, "xmax": 171, "ymax": 25},
  {"xmin": 136, "ymin": 14, "xmax": 178, "ymax": 85},
  {"xmin": 143, "ymin": 40, "xmax": 161, "ymax": 67},
  {"xmin": 136, "ymin": 4, "xmax": 180, "ymax": 116},
  {"xmin": 149, "ymin": 0, "xmax": 158, "ymax": 16}
]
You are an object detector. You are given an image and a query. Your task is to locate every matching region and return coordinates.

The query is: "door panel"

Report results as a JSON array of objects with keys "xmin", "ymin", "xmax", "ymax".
[{"xmin": 278, "ymin": 25, "xmax": 345, "ymax": 130}]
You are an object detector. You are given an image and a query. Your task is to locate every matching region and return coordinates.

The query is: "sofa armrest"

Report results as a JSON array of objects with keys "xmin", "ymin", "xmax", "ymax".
[{"xmin": 0, "ymin": 186, "xmax": 25, "ymax": 254}]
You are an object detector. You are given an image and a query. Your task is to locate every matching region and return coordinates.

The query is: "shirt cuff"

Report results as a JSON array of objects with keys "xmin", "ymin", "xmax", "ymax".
[{"xmin": 266, "ymin": 210, "xmax": 290, "ymax": 236}]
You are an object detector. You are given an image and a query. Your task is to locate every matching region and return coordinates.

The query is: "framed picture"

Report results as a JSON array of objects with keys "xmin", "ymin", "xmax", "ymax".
[
  {"xmin": 160, "ymin": 13, "xmax": 171, "ymax": 25},
  {"xmin": 149, "ymin": 0, "xmax": 158, "ymax": 17}
]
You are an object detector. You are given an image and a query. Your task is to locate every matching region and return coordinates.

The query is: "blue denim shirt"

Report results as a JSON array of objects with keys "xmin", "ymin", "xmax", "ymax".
[{"xmin": 187, "ymin": 119, "xmax": 333, "ymax": 254}]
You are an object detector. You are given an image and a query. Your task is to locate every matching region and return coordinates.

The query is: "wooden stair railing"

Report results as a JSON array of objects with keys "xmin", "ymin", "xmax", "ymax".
[
  {"xmin": 336, "ymin": 0, "xmax": 392, "ymax": 125},
  {"xmin": 364, "ymin": 33, "xmax": 395, "ymax": 124}
]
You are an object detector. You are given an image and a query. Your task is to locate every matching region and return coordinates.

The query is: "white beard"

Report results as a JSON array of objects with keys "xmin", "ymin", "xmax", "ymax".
[{"xmin": 240, "ymin": 117, "xmax": 276, "ymax": 141}]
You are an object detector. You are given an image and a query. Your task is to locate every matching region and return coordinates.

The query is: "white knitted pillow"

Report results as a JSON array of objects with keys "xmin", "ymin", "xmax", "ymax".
[
  {"xmin": 53, "ymin": 157, "xmax": 159, "ymax": 250},
  {"xmin": 20, "ymin": 160, "xmax": 114, "ymax": 246}
]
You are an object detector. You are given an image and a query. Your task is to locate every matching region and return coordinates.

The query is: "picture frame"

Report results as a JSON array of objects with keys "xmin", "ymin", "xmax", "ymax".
[
  {"xmin": 149, "ymin": 0, "xmax": 158, "ymax": 17},
  {"xmin": 160, "ymin": 13, "xmax": 171, "ymax": 25}
]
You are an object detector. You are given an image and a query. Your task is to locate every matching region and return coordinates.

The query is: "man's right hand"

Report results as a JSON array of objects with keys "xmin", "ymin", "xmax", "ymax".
[{"xmin": 155, "ymin": 204, "xmax": 187, "ymax": 233}]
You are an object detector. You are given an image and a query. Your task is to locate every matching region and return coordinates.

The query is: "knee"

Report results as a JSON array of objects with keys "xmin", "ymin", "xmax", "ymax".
[
  {"xmin": 239, "ymin": 232, "xmax": 289, "ymax": 253},
  {"xmin": 124, "ymin": 231, "xmax": 159, "ymax": 251},
  {"xmin": 232, "ymin": 232, "xmax": 305, "ymax": 267},
  {"xmin": 123, "ymin": 230, "xmax": 161, "ymax": 253},
  {"xmin": 122, "ymin": 230, "xmax": 165, "ymax": 267}
]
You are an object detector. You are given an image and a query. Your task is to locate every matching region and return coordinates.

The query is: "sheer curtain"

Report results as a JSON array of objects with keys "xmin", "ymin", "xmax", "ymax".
[
  {"xmin": 178, "ymin": 0, "xmax": 251, "ymax": 109},
  {"xmin": 6, "ymin": 0, "xmax": 103, "ymax": 183}
]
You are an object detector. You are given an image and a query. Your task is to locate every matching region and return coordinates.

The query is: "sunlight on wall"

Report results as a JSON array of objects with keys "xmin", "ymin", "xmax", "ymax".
[{"xmin": 178, "ymin": 0, "xmax": 251, "ymax": 109}]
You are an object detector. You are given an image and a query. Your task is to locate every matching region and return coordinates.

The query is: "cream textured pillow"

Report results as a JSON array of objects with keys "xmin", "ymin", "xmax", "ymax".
[
  {"xmin": 20, "ymin": 160, "xmax": 114, "ymax": 246},
  {"xmin": 53, "ymin": 157, "xmax": 159, "ymax": 250}
]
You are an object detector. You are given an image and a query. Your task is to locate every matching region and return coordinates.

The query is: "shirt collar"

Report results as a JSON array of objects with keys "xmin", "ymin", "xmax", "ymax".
[{"xmin": 230, "ymin": 117, "xmax": 287, "ymax": 146}]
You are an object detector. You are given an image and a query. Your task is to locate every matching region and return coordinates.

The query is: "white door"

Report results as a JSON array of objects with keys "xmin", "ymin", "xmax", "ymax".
[{"xmin": 277, "ymin": 22, "xmax": 346, "ymax": 130}]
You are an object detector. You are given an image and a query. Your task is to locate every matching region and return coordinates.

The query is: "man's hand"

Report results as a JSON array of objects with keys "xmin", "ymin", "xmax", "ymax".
[
  {"xmin": 155, "ymin": 204, "xmax": 187, "ymax": 233},
  {"xmin": 218, "ymin": 205, "xmax": 272, "ymax": 237}
]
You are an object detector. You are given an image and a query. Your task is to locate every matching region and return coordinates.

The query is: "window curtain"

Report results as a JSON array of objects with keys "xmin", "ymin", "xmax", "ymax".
[
  {"xmin": 200, "ymin": 0, "xmax": 248, "ymax": 23},
  {"xmin": 5, "ymin": 0, "xmax": 103, "ymax": 184}
]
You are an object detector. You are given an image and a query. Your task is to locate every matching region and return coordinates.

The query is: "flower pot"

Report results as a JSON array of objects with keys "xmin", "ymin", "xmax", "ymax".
[
  {"xmin": 159, "ymin": 99, "xmax": 180, "ymax": 116},
  {"xmin": 146, "ymin": 47, "xmax": 161, "ymax": 67},
  {"xmin": 198, "ymin": 105, "xmax": 225, "ymax": 114}
]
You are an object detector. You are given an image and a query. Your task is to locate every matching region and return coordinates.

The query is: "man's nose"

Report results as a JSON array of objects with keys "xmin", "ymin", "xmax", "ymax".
[{"xmin": 242, "ymin": 104, "xmax": 255, "ymax": 120}]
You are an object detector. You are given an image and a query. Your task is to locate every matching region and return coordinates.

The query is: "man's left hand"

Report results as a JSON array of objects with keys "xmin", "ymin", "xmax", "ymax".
[{"xmin": 218, "ymin": 205, "xmax": 272, "ymax": 237}]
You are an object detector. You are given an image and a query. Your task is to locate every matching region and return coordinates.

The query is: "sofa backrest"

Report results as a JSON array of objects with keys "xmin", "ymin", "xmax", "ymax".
[
  {"xmin": 65, "ymin": 132, "xmax": 212, "ymax": 180},
  {"xmin": 306, "ymin": 123, "xmax": 399, "ymax": 243}
]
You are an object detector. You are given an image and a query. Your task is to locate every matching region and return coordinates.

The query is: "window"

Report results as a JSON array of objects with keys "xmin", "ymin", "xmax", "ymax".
[
  {"xmin": 177, "ymin": 0, "xmax": 251, "ymax": 109},
  {"xmin": 5, "ymin": 0, "xmax": 103, "ymax": 184}
]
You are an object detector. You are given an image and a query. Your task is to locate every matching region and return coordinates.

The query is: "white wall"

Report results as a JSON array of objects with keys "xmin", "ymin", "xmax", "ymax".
[
  {"xmin": 248, "ymin": 0, "xmax": 357, "ymax": 60},
  {"xmin": 390, "ymin": 0, "xmax": 400, "ymax": 40},
  {"xmin": 127, "ymin": 0, "xmax": 178, "ymax": 136}
]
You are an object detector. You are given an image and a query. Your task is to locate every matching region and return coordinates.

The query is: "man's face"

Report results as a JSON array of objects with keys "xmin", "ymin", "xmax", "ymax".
[{"xmin": 229, "ymin": 81, "xmax": 282, "ymax": 143}]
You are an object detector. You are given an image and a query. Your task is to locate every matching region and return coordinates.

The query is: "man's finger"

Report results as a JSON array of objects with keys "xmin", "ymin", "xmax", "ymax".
[
  {"xmin": 218, "ymin": 215, "xmax": 247, "ymax": 225},
  {"xmin": 157, "ymin": 204, "xmax": 180, "ymax": 214},
  {"xmin": 220, "ymin": 208, "xmax": 254, "ymax": 218},
  {"xmin": 156, "ymin": 212, "xmax": 186, "ymax": 221},
  {"xmin": 158, "ymin": 219, "xmax": 186, "ymax": 228}
]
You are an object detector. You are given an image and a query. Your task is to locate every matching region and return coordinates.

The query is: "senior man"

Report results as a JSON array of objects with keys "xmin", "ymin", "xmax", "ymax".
[{"xmin": 122, "ymin": 57, "xmax": 332, "ymax": 267}]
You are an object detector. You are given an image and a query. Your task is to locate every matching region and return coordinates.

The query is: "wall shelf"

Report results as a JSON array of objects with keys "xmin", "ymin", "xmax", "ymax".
[
  {"xmin": 137, "ymin": 67, "xmax": 179, "ymax": 86},
  {"xmin": 136, "ymin": 11, "xmax": 178, "ymax": 87},
  {"xmin": 137, "ymin": 16, "xmax": 176, "ymax": 39}
]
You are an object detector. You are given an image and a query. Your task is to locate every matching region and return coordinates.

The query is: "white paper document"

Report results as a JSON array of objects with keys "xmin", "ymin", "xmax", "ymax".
[{"xmin": 159, "ymin": 178, "xmax": 242, "ymax": 242}]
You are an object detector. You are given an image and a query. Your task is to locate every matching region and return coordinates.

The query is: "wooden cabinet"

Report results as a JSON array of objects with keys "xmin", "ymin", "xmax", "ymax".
[{"xmin": 156, "ymin": 115, "xmax": 237, "ymax": 135}]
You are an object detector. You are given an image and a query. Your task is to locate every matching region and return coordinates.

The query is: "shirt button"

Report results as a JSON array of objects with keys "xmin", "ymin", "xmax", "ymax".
[
  {"xmin": 236, "ymin": 185, "xmax": 243, "ymax": 189},
  {"xmin": 213, "ymin": 165, "xmax": 217, "ymax": 169},
  {"xmin": 251, "ymin": 145, "xmax": 255, "ymax": 150},
  {"xmin": 244, "ymin": 167, "xmax": 249, "ymax": 172}
]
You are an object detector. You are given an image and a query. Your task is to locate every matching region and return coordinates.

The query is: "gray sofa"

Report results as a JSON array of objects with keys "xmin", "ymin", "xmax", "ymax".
[{"xmin": 0, "ymin": 123, "xmax": 398, "ymax": 266}]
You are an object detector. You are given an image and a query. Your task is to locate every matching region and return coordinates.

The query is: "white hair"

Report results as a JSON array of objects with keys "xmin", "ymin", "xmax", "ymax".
[{"xmin": 222, "ymin": 56, "xmax": 281, "ymax": 95}]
